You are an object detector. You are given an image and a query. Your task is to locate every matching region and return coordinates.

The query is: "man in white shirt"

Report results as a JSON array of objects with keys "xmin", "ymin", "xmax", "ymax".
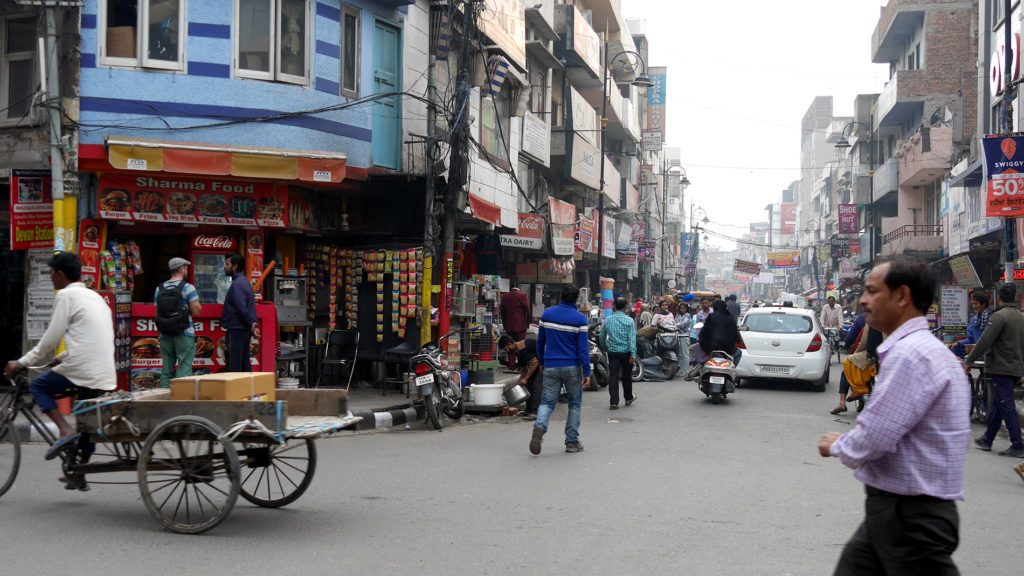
[
  {"xmin": 820, "ymin": 295, "xmax": 844, "ymax": 331},
  {"xmin": 4, "ymin": 252, "xmax": 116, "ymax": 468}
]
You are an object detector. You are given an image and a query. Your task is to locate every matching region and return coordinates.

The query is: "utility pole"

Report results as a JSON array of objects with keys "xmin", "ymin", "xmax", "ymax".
[
  {"xmin": 421, "ymin": 54, "xmax": 437, "ymax": 343},
  {"xmin": 439, "ymin": 0, "xmax": 476, "ymax": 339},
  {"xmin": 1004, "ymin": 0, "xmax": 1018, "ymax": 282},
  {"xmin": 44, "ymin": 7, "xmax": 68, "ymax": 252}
]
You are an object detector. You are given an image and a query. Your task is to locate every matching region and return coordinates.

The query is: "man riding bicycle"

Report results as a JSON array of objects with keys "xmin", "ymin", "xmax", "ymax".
[
  {"xmin": 3, "ymin": 252, "xmax": 117, "ymax": 486},
  {"xmin": 819, "ymin": 295, "xmax": 844, "ymax": 345}
]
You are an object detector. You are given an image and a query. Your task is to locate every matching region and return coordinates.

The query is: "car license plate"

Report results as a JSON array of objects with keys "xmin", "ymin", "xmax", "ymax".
[
  {"xmin": 761, "ymin": 366, "xmax": 790, "ymax": 375},
  {"xmin": 709, "ymin": 375, "xmax": 725, "ymax": 384},
  {"xmin": 415, "ymin": 374, "xmax": 434, "ymax": 387}
]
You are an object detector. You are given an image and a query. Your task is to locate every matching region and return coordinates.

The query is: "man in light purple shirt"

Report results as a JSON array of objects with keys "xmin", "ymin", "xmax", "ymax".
[{"xmin": 819, "ymin": 257, "xmax": 970, "ymax": 575}]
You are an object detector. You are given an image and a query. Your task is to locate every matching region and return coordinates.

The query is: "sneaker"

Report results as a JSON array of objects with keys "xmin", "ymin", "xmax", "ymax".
[
  {"xmin": 529, "ymin": 426, "xmax": 544, "ymax": 455},
  {"xmin": 565, "ymin": 441, "xmax": 584, "ymax": 453},
  {"xmin": 997, "ymin": 447, "xmax": 1024, "ymax": 458},
  {"xmin": 609, "ymin": 404, "xmax": 619, "ymax": 410},
  {"xmin": 625, "ymin": 393, "xmax": 637, "ymax": 406},
  {"xmin": 974, "ymin": 437, "xmax": 993, "ymax": 451}
]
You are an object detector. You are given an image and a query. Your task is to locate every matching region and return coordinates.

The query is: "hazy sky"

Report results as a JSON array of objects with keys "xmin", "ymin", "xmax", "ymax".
[{"xmin": 624, "ymin": 0, "xmax": 891, "ymax": 249}]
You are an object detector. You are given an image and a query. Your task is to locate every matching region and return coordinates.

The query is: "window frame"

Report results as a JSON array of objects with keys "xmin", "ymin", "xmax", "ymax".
[
  {"xmin": 339, "ymin": 3, "xmax": 360, "ymax": 99},
  {"xmin": 233, "ymin": 0, "xmax": 311, "ymax": 86},
  {"xmin": 1, "ymin": 12, "xmax": 39, "ymax": 126},
  {"xmin": 98, "ymin": 0, "xmax": 187, "ymax": 71}
]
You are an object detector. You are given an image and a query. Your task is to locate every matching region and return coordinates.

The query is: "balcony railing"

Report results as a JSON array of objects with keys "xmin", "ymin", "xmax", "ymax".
[{"xmin": 883, "ymin": 224, "xmax": 942, "ymax": 244}]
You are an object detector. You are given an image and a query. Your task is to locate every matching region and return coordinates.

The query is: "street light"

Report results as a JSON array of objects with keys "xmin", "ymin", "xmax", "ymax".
[
  {"xmin": 596, "ymin": 46, "xmax": 654, "ymax": 293},
  {"xmin": 833, "ymin": 118, "xmax": 875, "ymax": 270},
  {"xmin": 661, "ymin": 165, "xmax": 687, "ymax": 295},
  {"xmin": 686, "ymin": 204, "xmax": 708, "ymax": 292}
]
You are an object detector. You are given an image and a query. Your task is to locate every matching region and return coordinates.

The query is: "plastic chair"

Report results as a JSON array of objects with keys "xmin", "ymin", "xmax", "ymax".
[{"xmin": 316, "ymin": 330, "xmax": 359, "ymax": 390}]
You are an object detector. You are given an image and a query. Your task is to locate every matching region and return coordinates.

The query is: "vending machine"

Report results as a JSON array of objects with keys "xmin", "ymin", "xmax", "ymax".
[{"xmin": 190, "ymin": 234, "xmax": 238, "ymax": 304}]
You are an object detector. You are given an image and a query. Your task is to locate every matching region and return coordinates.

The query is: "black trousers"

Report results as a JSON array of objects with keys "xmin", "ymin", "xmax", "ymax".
[
  {"xmin": 523, "ymin": 370, "xmax": 541, "ymax": 415},
  {"xmin": 225, "ymin": 329, "xmax": 253, "ymax": 372},
  {"xmin": 607, "ymin": 351, "xmax": 633, "ymax": 406},
  {"xmin": 834, "ymin": 486, "xmax": 960, "ymax": 576}
]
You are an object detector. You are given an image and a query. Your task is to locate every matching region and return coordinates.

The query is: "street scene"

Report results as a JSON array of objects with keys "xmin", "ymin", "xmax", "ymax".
[{"xmin": 2, "ymin": 0, "xmax": 1024, "ymax": 574}]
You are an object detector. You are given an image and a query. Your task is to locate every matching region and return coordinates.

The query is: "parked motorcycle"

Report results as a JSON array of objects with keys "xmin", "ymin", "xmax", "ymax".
[
  {"xmin": 695, "ymin": 350, "xmax": 737, "ymax": 404},
  {"xmin": 631, "ymin": 324, "xmax": 681, "ymax": 381},
  {"xmin": 588, "ymin": 309, "xmax": 609, "ymax": 391},
  {"xmin": 411, "ymin": 331, "xmax": 465, "ymax": 430}
]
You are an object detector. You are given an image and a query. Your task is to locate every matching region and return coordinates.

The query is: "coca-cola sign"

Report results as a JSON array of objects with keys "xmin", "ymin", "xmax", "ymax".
[
  {"xmin": 192, "ymin": 235, "xmax": 238, "ymax": 251},
  {"xmin": 500, "ymin": 212, "xmax": 544, "ymax": 250}
]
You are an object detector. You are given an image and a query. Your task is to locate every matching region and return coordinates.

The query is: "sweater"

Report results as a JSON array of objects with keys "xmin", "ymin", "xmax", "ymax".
[
  {"xmin": 536, "ymin": 302, "xmax": 590, "ymax": 377},
  {"xmin": 964, "ymin": 304, "xmax": 1024, "ymax": 377}
]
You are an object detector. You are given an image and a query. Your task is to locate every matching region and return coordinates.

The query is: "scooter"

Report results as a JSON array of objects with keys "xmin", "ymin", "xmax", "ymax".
[
  {"xmin": 695, "ymin": 350, "xmax": 737, "ymax": 404},
  {"xmin": 632, "ymin": 324, "xmax": 680, "ymax": 381},
  {"xmin": 411, "ymin": 331, "xmax": 465, "ymax": 430},
  {"xmin": 587, "ymin": 309, "xmax": 609, "ymax": 391}
]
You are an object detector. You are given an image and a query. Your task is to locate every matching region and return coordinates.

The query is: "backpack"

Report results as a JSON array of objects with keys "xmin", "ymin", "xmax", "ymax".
[{"xmin": 156, "ymin": 281, "xmax": 190, "ymax": 335}]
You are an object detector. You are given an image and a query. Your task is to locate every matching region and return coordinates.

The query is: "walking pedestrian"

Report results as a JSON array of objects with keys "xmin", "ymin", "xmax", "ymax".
[
  {"xmin": 726, "ymin": 294, "xmax": 741, "ymax": 319},
  {"xmin": 964, "ymin": 283, "xmax": 1024, "ymax": 457},
  {"xmin": 499, "ymin": 285, "xmax": 530, "ymax": 368},
  {"xmin": 819, "ymin": 257, "xmax": 970, "ymax": 575},
  {"xmin": 676, "ymin": 304, "xmax": 692, "ymax": 367},
  {"xmin": 221, "ymin": 254, "xmax": 258, "ymax": 372},
  {"xmin": 529, "ymin": 284, "xmax": 590, "ymax": 455},
  {"xmin": 498, "ymin": 334, "xmax": 541, "ymax": 421},
  {"xmin": 599, "ymin": 297, "xmax": 637, "ymax": 410},
  {"xmin": 155, "ymin": 257, "xmax": 202, "ymax": 388}
]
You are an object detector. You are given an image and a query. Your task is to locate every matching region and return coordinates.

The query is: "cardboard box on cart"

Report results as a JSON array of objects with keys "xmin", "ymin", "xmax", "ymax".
[{"xmin": 170, "ymin": 372, "xmax": 277, "ymax": 402}]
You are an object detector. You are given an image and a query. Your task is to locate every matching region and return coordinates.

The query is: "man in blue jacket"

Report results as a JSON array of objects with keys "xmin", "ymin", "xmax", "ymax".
[
  {"xmin": 221, "ymin": 254, "xmax": 258, "ymax": 372},
  {"xmin": 530, "ymin": 284, "xmax": 590, "ymax": 455}
]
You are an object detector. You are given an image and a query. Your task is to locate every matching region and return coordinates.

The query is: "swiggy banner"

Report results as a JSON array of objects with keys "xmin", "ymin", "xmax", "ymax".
[{"xmin": 982, "ymin": 135, "xmax": 1024, "ymax": 218}]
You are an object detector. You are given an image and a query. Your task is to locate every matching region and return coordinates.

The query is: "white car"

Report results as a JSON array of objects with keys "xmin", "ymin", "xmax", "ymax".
[{"xmin": 734, "ymin": 306, "xmax": 831, "ymax": 390}]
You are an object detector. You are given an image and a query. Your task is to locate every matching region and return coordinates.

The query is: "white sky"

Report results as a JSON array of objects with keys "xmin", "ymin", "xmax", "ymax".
[{"xmin": 625, "ymin": 0, "xmax": 892, "ymax": 249}]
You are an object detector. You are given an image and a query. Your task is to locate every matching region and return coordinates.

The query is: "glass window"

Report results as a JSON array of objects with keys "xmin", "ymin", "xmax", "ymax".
[
  {"xmin": 340, "ymin": 4, "xmax": 360, "ymax": 97},
  {"xmin": 101, "ymin": 0, "xmax": 184, "ymax": 69},
  {"xmin": 2, "ymin": 15, "xmax": 36, "ymax": 124},
  {"xmin": 743, "ymin": 314, "xmax": 812, "ymax": 334},
  {"xmin": 479, "ymin": 87, "xmax": 512, "ymax": 167},
  {"xmin": 235, "ymin": 0, "xmax": 309, "ymax": 85}
]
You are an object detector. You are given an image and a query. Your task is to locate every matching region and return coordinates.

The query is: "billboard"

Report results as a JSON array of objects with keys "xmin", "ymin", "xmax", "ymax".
[
  {"xmin": 982, "ymin": 136, "xmax": 1024, "ymax": 218},
  {"xmin": 643, "ymin": 67, "xmax": 666, "ymax": 151},
  {"xmin": 780, "ymin": 203, "xmax": 798, "ymax": 234}
]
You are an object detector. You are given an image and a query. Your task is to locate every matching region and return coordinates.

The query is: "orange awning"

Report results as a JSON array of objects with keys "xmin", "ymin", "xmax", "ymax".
[
  {"xmin": 106, "ymin": 137, "xmax": 347, "ymax": 184},
  {"xmin": 468, "ymin": 192, "xmax": 502, "ymax": 226}
]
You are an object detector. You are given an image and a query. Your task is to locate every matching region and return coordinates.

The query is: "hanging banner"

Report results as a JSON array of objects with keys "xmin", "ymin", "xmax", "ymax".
[
  {"xmin": 574, "ymin": 214, "xmax": 595, "ymax": 255},
  {"xmin": 642, "ymin": 67, "xmax": 667, "ymax": 151},
  {"xmin": 982, "ymin": 135, "xmax": 1024, "ymax": 217},
  {"xmin": 838, "ymin": 203, "xmax": 859, "ymax": 234},
  {"xmin": 780, "ymin": 203, "xmax": 798, "ymax": 234},
  {"xmin": 631, "ymin": 221, "xmax": 646, "ymax": 243},
  {"xmin": 768, "ymin": 250, "xmax": 801, "ymax": 269},
  {"xmin": 638, "ymin": 241, "xmax": 656, "ymax": 263},
  {"xmin": 9, "ymin": 170, "xmax": 54, "ymax": 250},
  {"xmin": 602, "ymin": 215, "xmax": 616, "ymax": 259},
  {"xmin": 733, "ymin": 259, "xmax": 761, "ymax": 275},
  {"xmin": 97, "ymin": 173, "xmax": 288, "ymax": 228},
  {"xmin": 548, "ymin": 197, "xmax": 576, "ymax": 256},
  {"xmin": 499, "ymin": 212, "xmax": 544, "ymax": 250}
]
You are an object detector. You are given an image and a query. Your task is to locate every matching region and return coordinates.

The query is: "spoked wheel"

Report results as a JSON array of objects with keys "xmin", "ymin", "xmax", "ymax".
[
  {"xmin": 0, "ymin": 421, "xmax": 21, "ymax": 498},
  {"xmin": 423, "ymin": 390, "xmax": 443, "ymax": 430},
  {"xmin": 239, "ymin": 438, "xmax": 317, "ymax": 508},
  {"xmin": 972, "ymin": 379, "xmax": 991, "ymax": 423},
  {"xmin": 137, "ymin": 416, "xmax": 240, "ymax": 534},
  {"xmin": 631, "ymin": 361, "xmax": 644, "ymax": 382}
]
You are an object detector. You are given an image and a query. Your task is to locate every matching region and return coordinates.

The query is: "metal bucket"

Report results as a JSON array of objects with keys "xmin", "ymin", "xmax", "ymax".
[{"xmin": 503, "ymin": 384, "xmax": 530, "ymax": 406}]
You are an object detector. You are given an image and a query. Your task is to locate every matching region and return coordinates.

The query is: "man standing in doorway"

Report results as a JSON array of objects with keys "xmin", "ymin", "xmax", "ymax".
[
  {"xmin": 600, "ymin": 297, "xmax": 637, "ymax": 410},
  {"xmin": 819, "ymin": 257, "xmax": 970, "ymax": 575},
  {"xmin": 530, "ymin": 284, "xmax": 590, "ymax": 455},
  {"xmin": 221, "ymin": 254, "xmax": 258, "ymax": 372},
  {"xmin": 155, "ymin": 257, "xmax": 202, "ymax": 388},
  {"xmin": 500, "ymin": 285, "xmax": 530, "ymax": 368},
  {"xmin": 964, "ymin": 283, "xmax": 1024, "ymax": 457}
]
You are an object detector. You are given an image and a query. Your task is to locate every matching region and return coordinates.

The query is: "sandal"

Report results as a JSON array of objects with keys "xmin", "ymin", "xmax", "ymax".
[
  {"xmin": 45, "ymin": 433, "xmax": 80, "ymax": 461},
  {"xmin": 830, "ymin": 405, "xmax": 848, "ymax": 415},
  {"xmin": 1015, "ymin": 462, "xmax": 1024, "ymax": 484}
]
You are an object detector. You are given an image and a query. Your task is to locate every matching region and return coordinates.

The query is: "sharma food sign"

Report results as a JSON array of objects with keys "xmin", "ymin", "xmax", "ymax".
[
  {"xmin": 9, "ymin": 170, "xmax": 54, "ymax": 250},
  {"xmin": 97, "ymin": 174, "xmax": 288, "ymax": 228},
  {"xmin": 982, "ymin": 136, "xmax": 1024, "ymax": 217}
]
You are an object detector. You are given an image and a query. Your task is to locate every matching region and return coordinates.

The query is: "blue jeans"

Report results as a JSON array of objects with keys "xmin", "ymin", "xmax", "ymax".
[
  {"xmin": 535, "ymin": 365, "xmax": 583, "ymax": 444},
  {"xmin": 982, "ymin": 374, "xmax": 1024, "ymax": 449},
  {"xmin": 679, "ymin": 335, "xmax": 690, "ymax": 367},
  {"xmin": 29, "ymin": 370, "xmax": 96, "ymax": 453}
]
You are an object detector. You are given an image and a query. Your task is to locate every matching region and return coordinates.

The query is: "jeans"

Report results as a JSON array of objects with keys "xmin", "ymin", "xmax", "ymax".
[
  {"xmin": 225, "ymin": 329, "xmax": 252, "ymax": 372},
  {"xmin": 29, "ymin": 370, "xmax": 96, "ymax": 453},
  {"xmin": 535, "ymin": 365, "xmax": 583, "ymax": 444},
  {"xmin": 607, "ymin": 351, "xmax": 633, "ymax": 406},
  {"xmin": 159, "ymin": 334, "xmax": 196, "ymax": 388},
  {"xmin": 678, "ymin": 335, "xmax": 691, "ymax": 367},
  {"xmin": 981, "ymin": 374, "xmax": 1024, "ymax": 449}
]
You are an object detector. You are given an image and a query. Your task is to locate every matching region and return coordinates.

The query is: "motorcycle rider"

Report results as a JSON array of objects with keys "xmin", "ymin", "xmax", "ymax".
[{"xmin": 698, "ymin": 300, "xmax": 741, "ymax": 364}]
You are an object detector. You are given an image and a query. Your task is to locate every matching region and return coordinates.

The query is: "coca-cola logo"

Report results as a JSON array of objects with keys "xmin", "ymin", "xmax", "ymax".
[
  {"xmin": 193, "ymin": 235, "xmax": 237, "ymax": 250},
  {"xmin": 517, "ymin": 213, "xmax": 543, "ymax": 238}
]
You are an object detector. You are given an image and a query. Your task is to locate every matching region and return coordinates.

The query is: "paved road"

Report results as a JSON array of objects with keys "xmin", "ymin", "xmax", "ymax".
[{"xmin": 1, "ymin": 364, "xmax": 1020, "ymax": 575}]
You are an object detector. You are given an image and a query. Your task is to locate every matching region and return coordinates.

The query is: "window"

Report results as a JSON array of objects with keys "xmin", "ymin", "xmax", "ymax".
[
  {"xmin": 235, "ymin": 0, "xmax": 310, "ymax": 85},
  {"xmin": 743, "ymin": 313, "xmax": 812, "ymax": 335},
  {"xmin": 1, "ymin": 14, "xmax": 37, "ymax": 125},
  {"xmin": 99, "ymin": 0, "xmax": 185, "ymax": 70},
  {"xmin": 340, "ymin": 4, "xmax": 359, "ymax": 98},
  {"xmin": 479, "ymin": 86, "xmax": 513, "ymax": 169}
]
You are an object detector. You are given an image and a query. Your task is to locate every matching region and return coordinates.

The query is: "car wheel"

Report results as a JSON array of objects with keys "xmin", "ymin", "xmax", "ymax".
[{"xmin": 811, "ymin": 364, "xmax": 829, "ymax": 392}]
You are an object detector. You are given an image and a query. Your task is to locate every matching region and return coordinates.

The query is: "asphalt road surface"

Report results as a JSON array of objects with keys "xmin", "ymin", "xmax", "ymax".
[{"xmin": 1, "ymin": 365, "xmax": 1020, "ymax": 575}]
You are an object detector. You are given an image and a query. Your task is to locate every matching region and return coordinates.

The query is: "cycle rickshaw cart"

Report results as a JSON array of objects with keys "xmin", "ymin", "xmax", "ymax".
[{"xmin": 0, "ymin": 376, "xmax": 361, "ymax": 534}]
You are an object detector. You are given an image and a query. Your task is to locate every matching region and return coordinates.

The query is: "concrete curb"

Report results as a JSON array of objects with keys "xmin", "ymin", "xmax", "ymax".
[{"xmin": 351, "ymin": 403, "xmax": 425, "ymax": 430}]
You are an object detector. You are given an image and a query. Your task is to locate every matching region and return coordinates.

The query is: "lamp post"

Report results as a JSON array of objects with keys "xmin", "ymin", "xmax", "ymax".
[
  {"xmin": 661, "ymin": 164, "xmax": 688, "ymax": 295},
  {"xmin": 833, "ymin": 118, "xmax": 875, "ymax": 272},
  {"xmin": 596, "ymin": 45, "xmax": 654, "ymax": 295},
  {"xmin": 686, "ymin": 203, "xmax": 707, "ymax": 292}
]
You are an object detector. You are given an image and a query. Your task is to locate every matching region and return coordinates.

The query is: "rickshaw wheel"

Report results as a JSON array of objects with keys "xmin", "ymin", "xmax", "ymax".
[{"xmin": 239, "ymin": 438, "xmax": 317, "ymax": 508}]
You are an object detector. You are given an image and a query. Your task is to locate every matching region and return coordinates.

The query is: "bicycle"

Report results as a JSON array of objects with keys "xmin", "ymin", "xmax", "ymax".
[
  {"xmin": 824, "ymin": 328, "xmax": 843, "ymax": 365},
  {"xmin": 965, "ymin": 361, "xmax": 991, "ymax": 423}
]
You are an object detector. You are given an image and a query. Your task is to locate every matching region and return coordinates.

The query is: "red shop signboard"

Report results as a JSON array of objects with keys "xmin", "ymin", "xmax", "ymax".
[
  {"xmin": 9, "ymin": 169, "xmax": 54, "ymax": 250},
  {"xmin": 97, "ymin": 173, "xmax": 288, "ymax": 228}
]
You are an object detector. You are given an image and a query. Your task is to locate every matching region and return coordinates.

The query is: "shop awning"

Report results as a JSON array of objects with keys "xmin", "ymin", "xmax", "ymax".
[
  {"xmin": 468, "ymin": 192, "xmax": 502, "ymax": 227},
  {"xmin": 948, "ymin": 157, "xmax": 983, "ymax": 188},
  {"xmin": 105, "ymin": 137, "xmax": 347, "ymax": 184}
]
